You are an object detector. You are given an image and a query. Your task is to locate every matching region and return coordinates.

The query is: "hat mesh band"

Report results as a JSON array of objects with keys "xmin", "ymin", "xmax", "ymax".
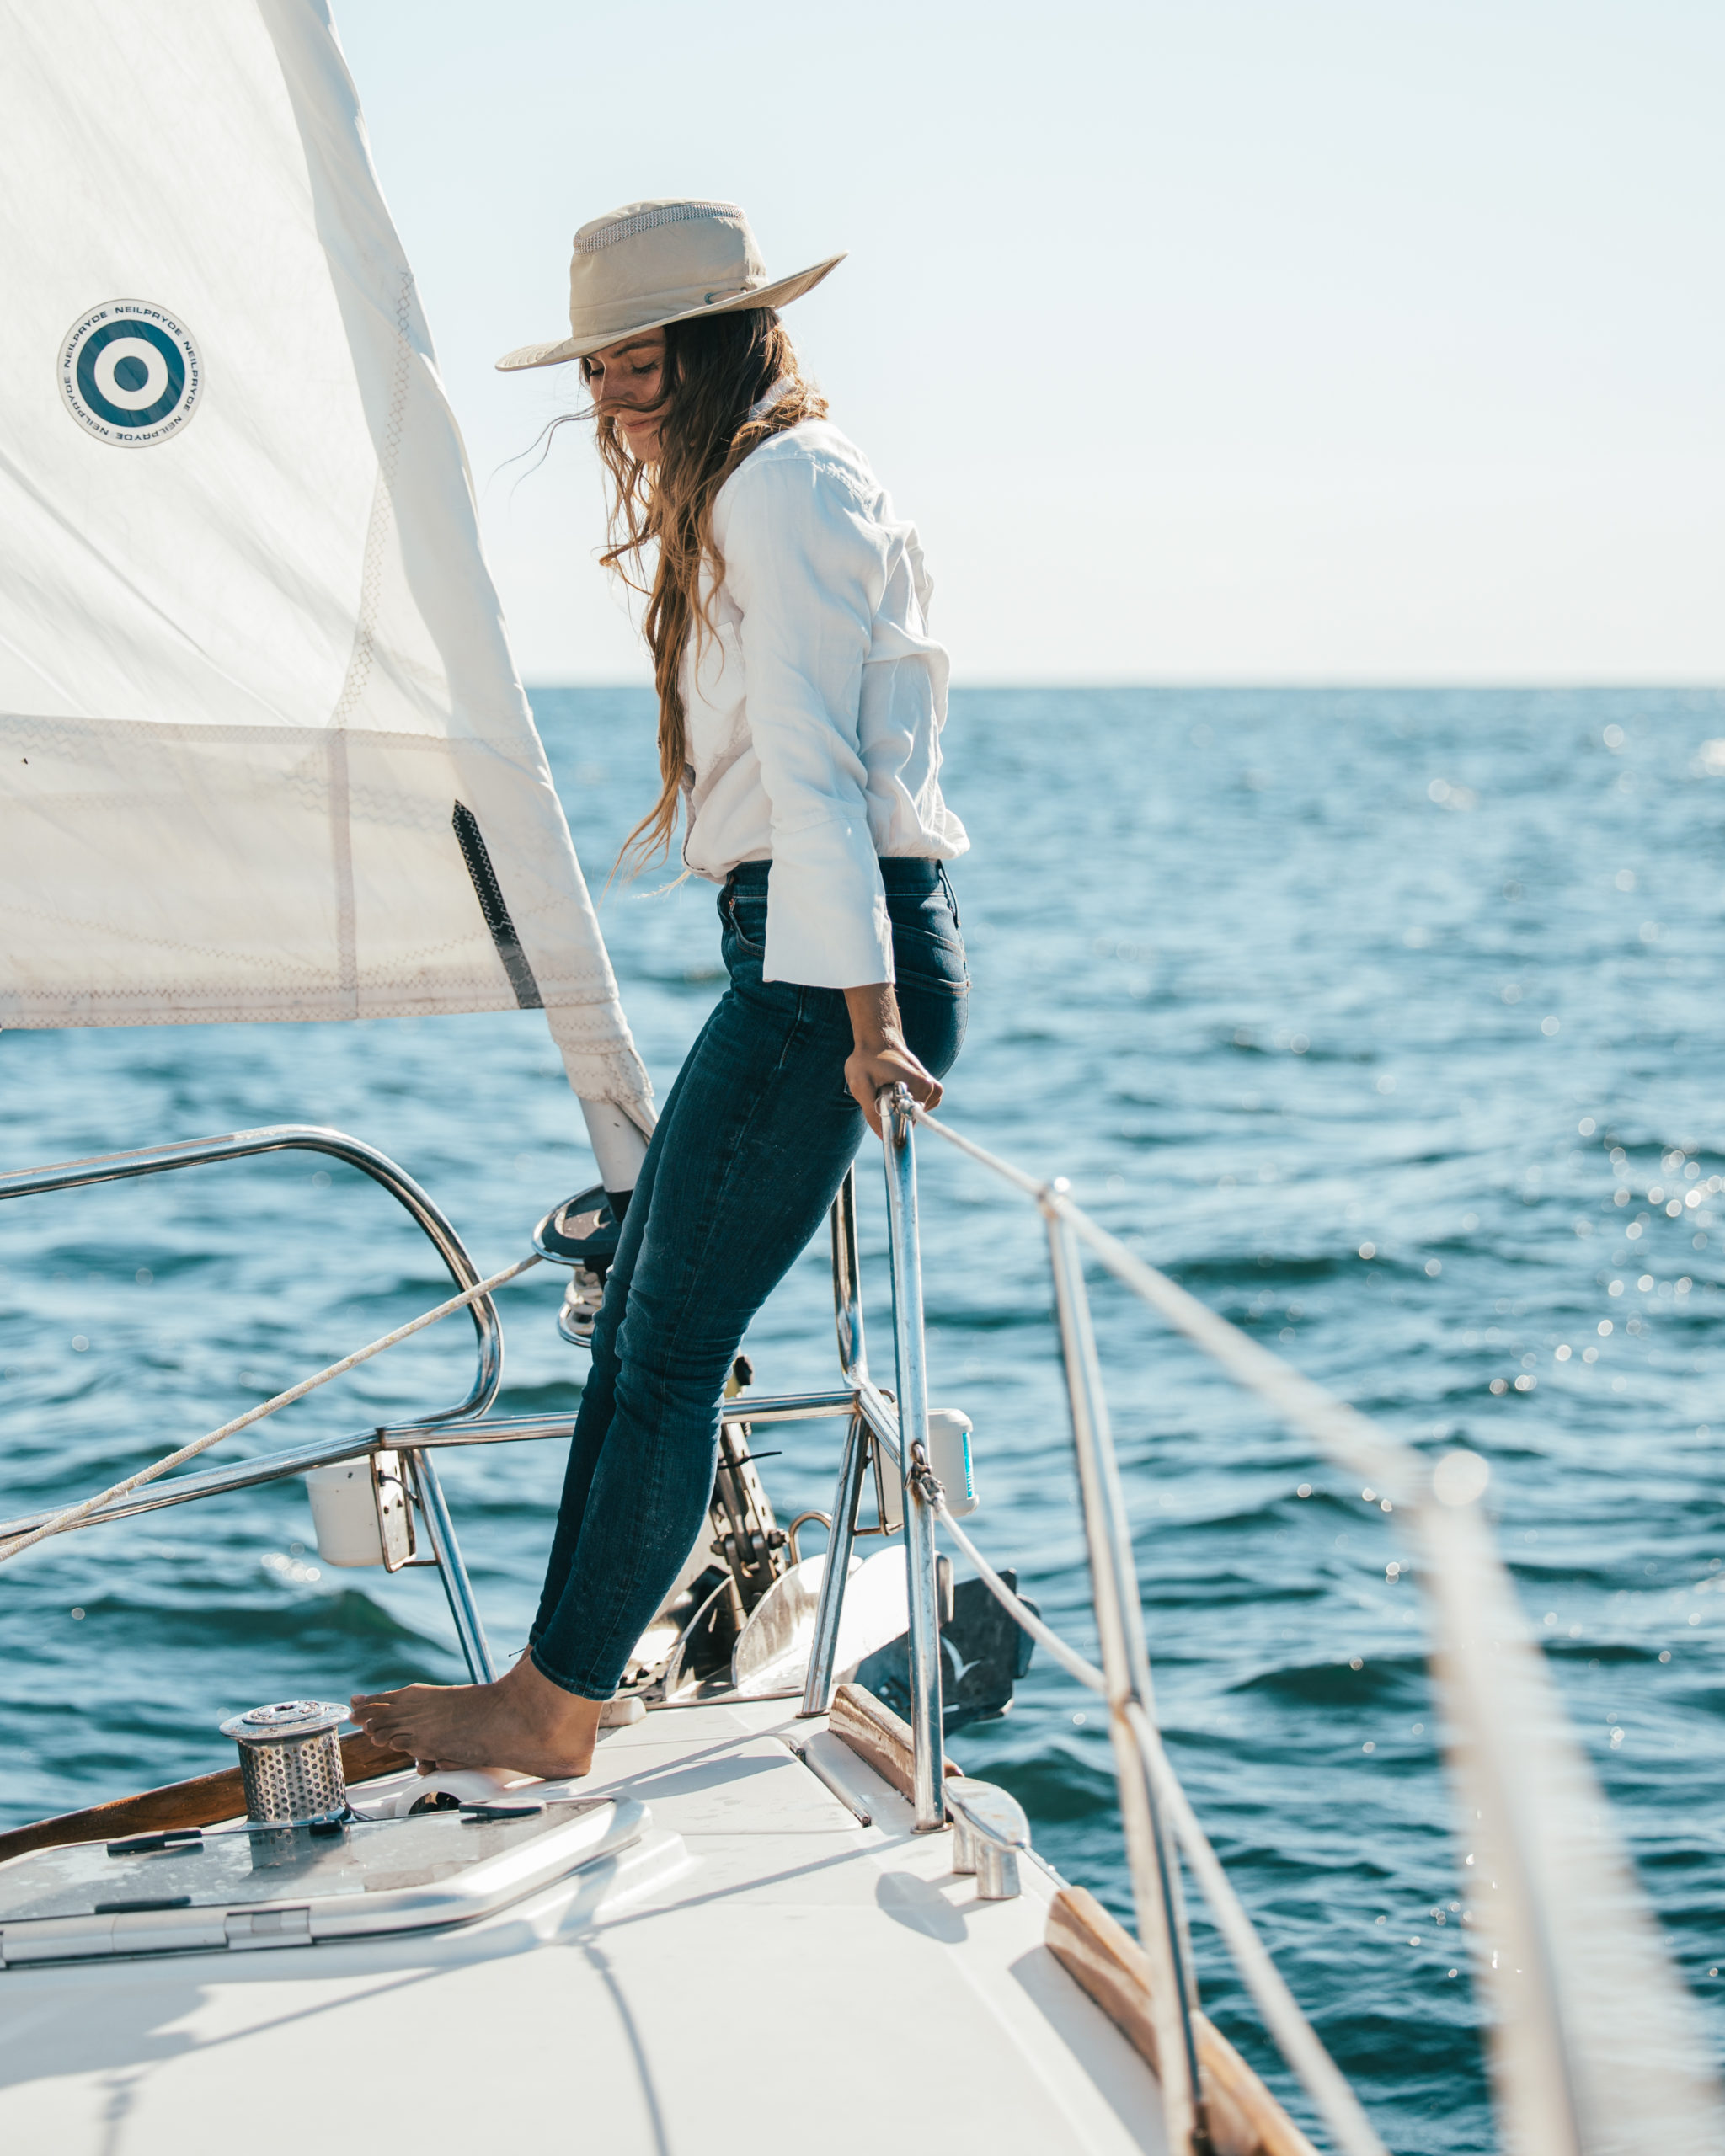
[{"xmin": 576, "ymin": 201, "xmax": 745, "ymax": 254}]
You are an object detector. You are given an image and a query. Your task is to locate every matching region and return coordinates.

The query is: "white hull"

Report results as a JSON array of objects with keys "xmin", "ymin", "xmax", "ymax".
[{"xmin": 2, "ymin": 1699, "xmax": 1170, "ymax": 2155}]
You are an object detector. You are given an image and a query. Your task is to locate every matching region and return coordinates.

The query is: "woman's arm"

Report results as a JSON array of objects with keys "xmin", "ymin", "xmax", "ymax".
[
  {"xmin": 719, "ymin": 444, "xmax": 895, "ymax": 990},
  {"xmin": 844, "ymin": 981, "xmax": 943, "ymax": 1137},
  {"xmin": 721, "ymin": 443, "xmax": 946, "ymax": 1133}
]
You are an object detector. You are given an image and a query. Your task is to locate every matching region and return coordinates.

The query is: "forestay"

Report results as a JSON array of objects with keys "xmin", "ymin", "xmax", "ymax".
[{"xmin": 0, "ymin": 1, "xmax": 653, "ymax": 1140}]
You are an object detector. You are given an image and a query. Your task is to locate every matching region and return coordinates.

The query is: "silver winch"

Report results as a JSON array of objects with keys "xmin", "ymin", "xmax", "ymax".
[{"xmin": 218, "ymin": 1700, "xmax": 351, "ymax": 1828}]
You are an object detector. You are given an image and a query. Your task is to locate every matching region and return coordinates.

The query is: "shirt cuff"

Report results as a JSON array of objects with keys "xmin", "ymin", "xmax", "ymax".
[{"xmin": 762, "ymin": 843, "xmax": 893, "ymax": 988}]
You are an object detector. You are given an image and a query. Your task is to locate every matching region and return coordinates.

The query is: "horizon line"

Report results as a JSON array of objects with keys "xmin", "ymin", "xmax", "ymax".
[{"xmin": 523, "ymin": 677, "xmax": 1725, "ymax": 695}]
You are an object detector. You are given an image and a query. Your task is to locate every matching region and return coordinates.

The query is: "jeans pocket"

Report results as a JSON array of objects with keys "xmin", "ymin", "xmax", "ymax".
[
  {"xmin": 894, "ymin": 935, "xmax": 968, "ymax": 995},
  {"xmin": 896, "ymin": 964, "xmax": 968, "ymax": 1079},
  {"xmin": 890, "ymin": 890, "xmax": 968, "ymax": 999},
  {"xmin": 937, "ymin": 863, "xmax": 962, "ymax": 936},
  {"xmin": 723, "ymin": 888, "xmax": 767, "ymax": 958}
]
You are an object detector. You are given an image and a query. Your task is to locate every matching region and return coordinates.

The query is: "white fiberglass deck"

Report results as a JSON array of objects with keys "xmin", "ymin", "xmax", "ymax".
[{"xmin": 0, "ymin": 1700, "xmax": 1168, "ymax": 2155}]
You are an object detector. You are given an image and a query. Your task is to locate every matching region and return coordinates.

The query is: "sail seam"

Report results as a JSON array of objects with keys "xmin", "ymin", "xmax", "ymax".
[
  {"xmin": 329, "ymin": 272, "xmax": 414, "ymax": 731},
  {"xmin": 328, "ymin": 732, "xmax": 356, "ymax": 1009},
  {"xmin": 324, "ymin": 270, "xmax": 415, "ymax": 1006},
  {"xmin": 451, "ymin": 803, "xmax": 543, "ymax": 1010}
]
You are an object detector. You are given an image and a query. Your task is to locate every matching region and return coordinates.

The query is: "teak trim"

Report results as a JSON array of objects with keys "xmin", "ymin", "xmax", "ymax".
[
  {"xmin": 827, "ymin": 1688, "xmax": 1320, "ymax": 2154},
  {"xmin": 1047, "ymin": 1885, "xmax": 1321, "ymax": 2156},
  {"xmin": 827, "ymin": 1681, "xmax": 960, "ymax": 1808},
  {"xmin": 0, "ymin": 1731, "xmax": 414, "ymax": 1866}
]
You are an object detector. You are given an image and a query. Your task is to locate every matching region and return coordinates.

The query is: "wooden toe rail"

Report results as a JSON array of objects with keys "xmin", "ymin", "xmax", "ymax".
[
  {"xmin": 1048, "ymin": 1886, "xmax": 1320, "ymax": 2156},
  {"xmin": 0, "ymin": 1730, "xmax": 413, "ymax": 1865},
  {"xmin": 829, "ymin": 1685, "xmax": 1319, "ymax": 2155},
  {"xmin": 828, "ymin": 1681, "xmax": 961, "ymax": 1806}
]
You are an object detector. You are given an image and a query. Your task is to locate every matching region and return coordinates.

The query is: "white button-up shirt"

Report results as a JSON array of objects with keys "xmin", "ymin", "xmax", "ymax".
[{"xmin": 679, "ymin": 418, "xmax": 968, "ymax": 988}]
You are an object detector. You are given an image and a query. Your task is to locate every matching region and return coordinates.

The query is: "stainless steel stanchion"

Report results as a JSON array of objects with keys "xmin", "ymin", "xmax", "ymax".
[
  {"xmin": 801, "ymin": 1410, "xmax": 869, "ymax": 1717},
  {"xmin": 879, "ymin": 1086, "xmax": 947, "ymax": 1831},
  {"xmin": 804, "ymin": 1171, "xmax": 873, "ymax": 1716},
  {"xmin": 831, "ymin": 1165, "xmax": 868, "ymax": 1382},
  {"xmin": 1046, "ymin": 1197, "xmax": 1210, "ymax": 2156},
  {"xmin": 405, "ymin": 1448, "xmax": 497, "ymax": 1684}
]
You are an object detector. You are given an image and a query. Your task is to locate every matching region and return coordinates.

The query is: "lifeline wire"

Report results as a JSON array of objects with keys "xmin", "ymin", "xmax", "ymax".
[
  {"xmin": 911, "ymin": 1099, "xmax": 1402, "ymax": 2149},
  {"xmin": 0, "ymin": 1253, "xmax": 543, "ymax": 1566},
  {"xmin": 911, "ymin": 1103, "xmax": 1413, "ymax": 1502},
  {"xmin": 931, "ymin": 1495, "xmax": 1389, "ymax": 2156},
  {"xmin": 908, "ymin": 1100, "xmax": 1725, "ymax": 2150}
]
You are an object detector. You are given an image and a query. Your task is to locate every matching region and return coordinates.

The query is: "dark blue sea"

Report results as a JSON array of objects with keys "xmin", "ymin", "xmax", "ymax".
[{"xmin": 4, "ymin": 686, "xmax": 1723, "ymax": 2148}]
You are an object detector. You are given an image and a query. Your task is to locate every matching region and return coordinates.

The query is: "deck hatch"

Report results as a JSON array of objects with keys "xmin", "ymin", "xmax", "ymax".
[{"xmin": 0, "ymin": 1796, "xmax": 644, "ymax": 1965}]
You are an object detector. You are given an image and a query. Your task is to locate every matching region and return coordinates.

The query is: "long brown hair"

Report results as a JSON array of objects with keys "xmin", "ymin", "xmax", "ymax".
[{"xmin": 586, "ymin": 308, "xmax": 826, "ymax": 868}]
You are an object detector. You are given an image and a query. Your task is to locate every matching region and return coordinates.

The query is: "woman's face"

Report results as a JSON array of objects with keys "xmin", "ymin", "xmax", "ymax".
[{"xmin": 585, "ymin": 328, "xmax": 668, "ymax": 463}]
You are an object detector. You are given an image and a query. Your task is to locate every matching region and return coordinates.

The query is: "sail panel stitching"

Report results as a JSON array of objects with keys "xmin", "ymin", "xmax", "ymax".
[{"xmin": 323, "ymin": 270, "xmax": 416, "ymax": 1006}]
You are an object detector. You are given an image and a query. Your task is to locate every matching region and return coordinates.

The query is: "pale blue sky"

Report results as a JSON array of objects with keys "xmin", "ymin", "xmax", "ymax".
[{"xmin": 337, "ymin": 1, "xmax": 1722, "ymax": 683}]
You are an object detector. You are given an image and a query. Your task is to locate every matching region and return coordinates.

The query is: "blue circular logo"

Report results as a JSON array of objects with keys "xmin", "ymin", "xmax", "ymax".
[{"xmin": 59, "ymin": 301, "xmax": 201, "ymax": 446}]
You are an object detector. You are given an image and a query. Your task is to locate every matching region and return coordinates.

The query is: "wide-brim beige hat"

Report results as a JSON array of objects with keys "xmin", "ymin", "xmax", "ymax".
[{"xmin": 496, "ymin": 198, "xmax": 844, "ymax": 372}]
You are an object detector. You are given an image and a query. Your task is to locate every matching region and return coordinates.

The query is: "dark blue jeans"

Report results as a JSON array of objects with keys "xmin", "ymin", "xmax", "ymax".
[{"xmin": 528, "ymin": 858, "xmax": 968, "ymax": 1699}]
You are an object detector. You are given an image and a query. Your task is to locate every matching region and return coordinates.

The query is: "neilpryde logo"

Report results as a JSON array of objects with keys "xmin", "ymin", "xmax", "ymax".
[{"xmin": 58, "ymin": 301, "xmax": 201, "ymax": 446}]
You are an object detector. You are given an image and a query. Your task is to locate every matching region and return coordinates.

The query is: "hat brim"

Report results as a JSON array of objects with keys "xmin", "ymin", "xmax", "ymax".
[{"xmin": 494, "ymin": 253, "xmax": 846, "ymax": 373}]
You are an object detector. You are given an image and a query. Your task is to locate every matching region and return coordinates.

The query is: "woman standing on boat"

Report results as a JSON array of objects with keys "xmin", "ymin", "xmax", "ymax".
[{"xmin": 355, "ymin": 200, "xmax": 968, "ymax": 1775}]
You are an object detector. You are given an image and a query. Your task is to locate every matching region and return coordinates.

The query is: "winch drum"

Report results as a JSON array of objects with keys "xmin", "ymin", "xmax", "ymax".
[{"xmin": 219, "ymin": 1700, "xmax": 351, "ymax": 1828}]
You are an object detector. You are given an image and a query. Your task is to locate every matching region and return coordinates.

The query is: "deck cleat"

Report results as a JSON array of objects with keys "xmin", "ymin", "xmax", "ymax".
[{"xmin": 945, "ymin": 1779, "xmax": 1031, "ymax": 1900}]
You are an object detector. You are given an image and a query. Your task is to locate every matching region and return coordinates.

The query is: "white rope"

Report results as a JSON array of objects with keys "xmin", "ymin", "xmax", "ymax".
[
  {"xmin": 910, "ymin": 1102, "xmax": 1725, "ymax": 2147},
  {"xmin": 913, "ymin": 1107, "xmax": 1397, "ymax": 2143},
  {"xmin": 933, "ymin": 1492, "xmax": 1386, "ymax": 2156},
  {"xmin": 0, "ymin": 1253, "xmax": 543, "ymax": 1565},
  {"xmin": 1125, "ymin": 1700, "xmax": 1391, "ymax": 2156},
  {"xmin": 911, "ymin": 1105, "xmax": 1413, "ymax": 1501},
  {"xmin": 933, "ymin": 1498, "xmax": 1105, "ymax": 1693}
]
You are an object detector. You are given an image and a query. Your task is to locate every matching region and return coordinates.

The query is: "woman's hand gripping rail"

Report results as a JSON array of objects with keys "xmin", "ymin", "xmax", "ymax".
[{"xmin": 845, "ymin": 981, "xmax": 943, "ymax": 1135}]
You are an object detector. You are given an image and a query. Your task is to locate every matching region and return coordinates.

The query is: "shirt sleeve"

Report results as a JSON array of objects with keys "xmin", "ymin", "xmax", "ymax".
[{"xmin": 719, "ymin": 446, "xmax": 895, "ymax": 989}]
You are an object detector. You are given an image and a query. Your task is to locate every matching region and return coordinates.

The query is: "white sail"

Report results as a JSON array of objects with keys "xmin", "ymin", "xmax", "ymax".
[{"xmin": 0, "ymin": 0, "xmax": 654, "ymax": 1141}]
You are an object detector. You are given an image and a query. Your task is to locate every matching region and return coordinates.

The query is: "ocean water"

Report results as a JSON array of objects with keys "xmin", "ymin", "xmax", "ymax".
[{"xmin": 4, "ymin": 685, "xmax": 1724, "ymax": 2148}]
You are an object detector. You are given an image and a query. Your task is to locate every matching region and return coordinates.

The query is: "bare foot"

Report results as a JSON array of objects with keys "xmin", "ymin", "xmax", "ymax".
[{"xmin": 350, "ymin": 1655, "xmax": 605, "ymax": 1778}]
